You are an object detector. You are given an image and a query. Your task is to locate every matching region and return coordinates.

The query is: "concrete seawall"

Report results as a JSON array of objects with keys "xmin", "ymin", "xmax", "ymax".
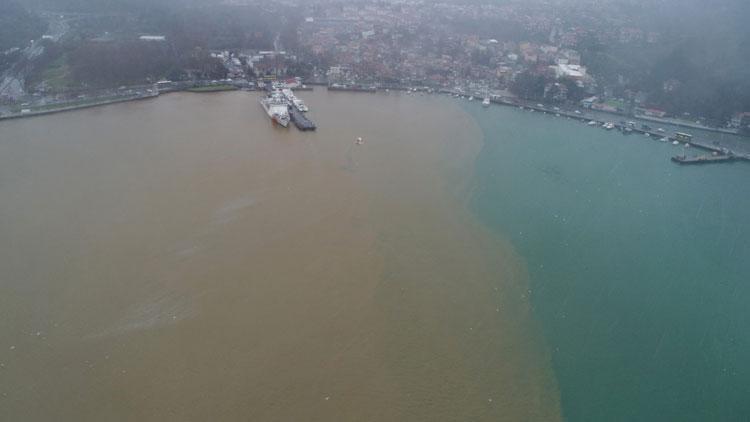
[{"xmin": 0, "ymin": 92, "xmax": 159, "ymax": 122}]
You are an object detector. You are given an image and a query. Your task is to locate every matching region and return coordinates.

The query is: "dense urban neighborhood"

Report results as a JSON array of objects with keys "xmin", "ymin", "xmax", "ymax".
[{"xmin": 1, "ymin": 0, "xmax": 749, "ymax": 133}]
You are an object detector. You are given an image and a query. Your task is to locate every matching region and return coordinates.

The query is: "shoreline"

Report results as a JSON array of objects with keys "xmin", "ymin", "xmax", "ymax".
[
  {"xmin": 0, "ymin": 84, "xmax": 254, "ymax": 122},
  {"xmin": 0, "ymin": 92, "xmax": 160, "ymax": 121},
  {"xmin": 4, "ymin": 85, "xmax": 746, "ymax": 163}
]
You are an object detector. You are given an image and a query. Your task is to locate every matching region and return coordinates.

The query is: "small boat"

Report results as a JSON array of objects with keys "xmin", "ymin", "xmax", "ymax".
[
  {"xmin": 482, "ymin": 97, "xmax": 491, "ymax": 107},
  {"xmin": 468, "ymin": 96, "xmax": 474, "ymax": 101},
  {"xmin": 660, "ymin": 137, "xmax": 669, "ymax": 142},
  {"xmin": 588, "ymin": 120, "xmax": 598, "ymax": 126},
  {"xmin": 672, "ymin": 140, "xmax": 680, "ymax": 145}
]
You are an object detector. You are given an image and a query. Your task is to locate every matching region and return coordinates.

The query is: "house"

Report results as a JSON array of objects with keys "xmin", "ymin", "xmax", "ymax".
[{"xmin": 580, "ymin": 96, "xmax": 598, "ymax": 108}]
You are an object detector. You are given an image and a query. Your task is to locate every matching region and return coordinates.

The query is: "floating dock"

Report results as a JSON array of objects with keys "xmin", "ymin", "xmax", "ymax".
[
  {"xmin": 671, "ymin": 155, "xmax": 736, "ymax": 165},
  {"xmin": 289, "ymin": 107, "xmax": 316, "ymax": 131}
]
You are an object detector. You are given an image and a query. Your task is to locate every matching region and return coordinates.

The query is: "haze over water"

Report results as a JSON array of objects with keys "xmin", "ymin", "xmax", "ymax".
[
  {"xmin": 2, "ymin": 89, "xmax": 749, "ymax": 421},
  {"xmin": 0, "ymin": 90, "xmax": 559, "ymax": 421},
  {"xmin": 468, "ymin": 103, "xmax": 750, "ymax": 421}
]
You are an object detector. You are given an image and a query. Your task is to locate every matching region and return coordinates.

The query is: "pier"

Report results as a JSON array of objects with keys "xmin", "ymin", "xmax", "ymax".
[
  {"xmin": 671, "ymin": 154, "xmax": 737, "ymax": 165},
  {"xmin": 289, "ymin": 107, "xmax": 316, "ymax": 131},
  {"xmin": 484, "ymin": 99, "xmax": 750, "ymax": 166}
]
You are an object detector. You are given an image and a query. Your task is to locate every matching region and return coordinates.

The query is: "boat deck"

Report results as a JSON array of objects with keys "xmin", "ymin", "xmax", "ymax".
[{"xmin": 289, "ymin": 107, "xmax": 316, "ymax": 131}]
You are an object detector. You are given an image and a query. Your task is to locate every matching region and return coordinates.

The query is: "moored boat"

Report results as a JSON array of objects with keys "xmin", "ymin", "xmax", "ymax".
[{"xmin": 260, "ymin": 90, "xmax": 290, "ymax": 127}]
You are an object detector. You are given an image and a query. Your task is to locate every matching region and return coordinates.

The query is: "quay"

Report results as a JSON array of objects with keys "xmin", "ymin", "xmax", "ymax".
[
  {"xmin": 327, "ymin": 85, "xmax": 377, "ymax": 93},
  {"xmin": 289, "ymin": 107, "xmax": 316, "ymax": 131},
  {"xmin": 0, "ymin": 91, "xmax": 159, "ymax": 121}
]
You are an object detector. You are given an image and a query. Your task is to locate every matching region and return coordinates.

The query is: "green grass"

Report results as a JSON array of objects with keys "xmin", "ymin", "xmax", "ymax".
[
  {"xmin": 187, "ymin": 85, "xmax": 237, "ymax": 92},
  {"xmin": 28, "ymin": 54, "xmax": 80, "ymax": 92},
  {"xmin": 605, "ymin": 98, "xmax": 628, "ymax": 110}
]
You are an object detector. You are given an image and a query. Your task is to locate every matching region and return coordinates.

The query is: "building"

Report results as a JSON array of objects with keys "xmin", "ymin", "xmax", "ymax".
[
  {"xmin": 551, "ymin": 63, "xmax": 586, "ymax": 80},
  {"xmin": 580, "ymin": 96, "xmax": 598, "ymax": 108}
]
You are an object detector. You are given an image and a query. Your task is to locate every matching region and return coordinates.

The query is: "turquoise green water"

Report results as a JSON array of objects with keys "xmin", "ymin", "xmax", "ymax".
[{"xmin": 467, "ymin": 104, "xmax": 750, "ymax": 421}]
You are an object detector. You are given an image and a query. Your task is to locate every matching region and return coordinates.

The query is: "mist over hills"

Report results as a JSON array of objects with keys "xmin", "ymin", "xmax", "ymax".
[{"xmin": 3, "ymin": 0, "xmax": 749, "ymax": 122}]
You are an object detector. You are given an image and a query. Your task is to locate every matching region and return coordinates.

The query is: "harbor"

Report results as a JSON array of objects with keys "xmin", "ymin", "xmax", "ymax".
[
  {"xmin": 305, "ymin": 84, "xmax": 749, "ymax": 165},
  {"xmin": 259, "ymin": 81, "xmax": 318, "ymax": 131},
  {"xmin": 478, "ymin": 95, "xmax": 750, "ymax": 165}
]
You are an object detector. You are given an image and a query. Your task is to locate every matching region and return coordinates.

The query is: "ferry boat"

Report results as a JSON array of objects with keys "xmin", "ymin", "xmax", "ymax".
[
  {"xmin": 482, "ymin": 97, "xmax": 491, "ymax": 107},
  {"xmin": 260, "ymin": 90, "xmax": 290, "ymax": 127}
]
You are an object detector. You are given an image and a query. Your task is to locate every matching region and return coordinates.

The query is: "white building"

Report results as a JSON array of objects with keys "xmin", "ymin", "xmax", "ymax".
[{"xmin": 552, "ymin": 63, "xmax": 587, "ymax": 80}]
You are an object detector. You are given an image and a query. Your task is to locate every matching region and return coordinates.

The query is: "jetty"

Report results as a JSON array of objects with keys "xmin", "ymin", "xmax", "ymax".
[
  {"xmin": 289, "ymin": 107, "xmax": 316, "ymax": 131},
  {"xmin": 671, "ymin": 154, "xmax": 737, "ymax": 165}
]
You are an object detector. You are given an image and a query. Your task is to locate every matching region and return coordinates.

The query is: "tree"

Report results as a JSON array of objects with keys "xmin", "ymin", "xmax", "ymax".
[{"xmin": 510, "ymin": 71, "xmax": 546, "ymax": 101}]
